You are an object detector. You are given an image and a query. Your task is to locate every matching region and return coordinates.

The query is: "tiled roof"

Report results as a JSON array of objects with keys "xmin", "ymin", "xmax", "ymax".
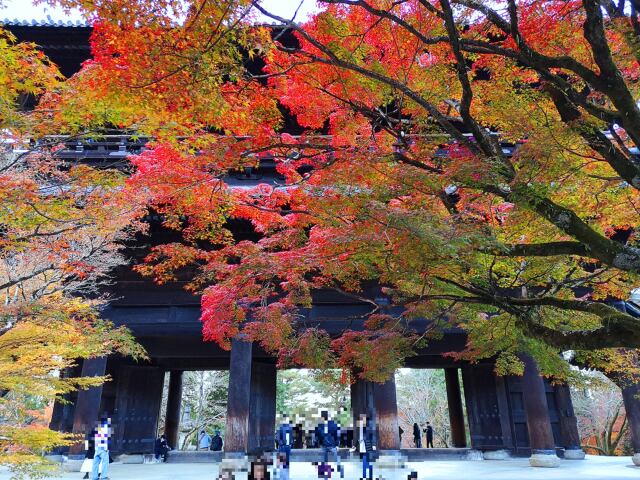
[{"xmin": 0, "ymin": 15, "xmax": 89, "ymax": 27}]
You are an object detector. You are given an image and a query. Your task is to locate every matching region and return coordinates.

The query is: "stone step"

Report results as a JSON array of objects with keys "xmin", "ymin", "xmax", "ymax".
[
  {"xmin": 166, "ymin": 448, "xmax": 480, "ymax": 464},
  {"xmin": 166, "ymin": 451, "xmax": 223, "ymax": 463}
]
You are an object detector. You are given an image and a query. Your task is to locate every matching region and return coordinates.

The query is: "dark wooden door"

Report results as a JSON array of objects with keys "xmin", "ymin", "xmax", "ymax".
[
  {"xmin": 112, "ymin": 366, "xmax": 165, "ymax": 454},
  {"xmin": 505, "ymin": 376, "xmax": 561, "ymax": 454},
  {"xmin": 461, "ymin": 365, "xmax": 506, "ymax": 450}
]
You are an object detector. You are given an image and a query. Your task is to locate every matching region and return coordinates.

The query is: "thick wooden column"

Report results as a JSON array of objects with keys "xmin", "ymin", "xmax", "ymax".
[
  {"xmin": 373, "ymin": 373, "xmax": 400, "ymax": 450},
  {"xmin": 70, "ymin": 357, "xmax": 108, "ymax": 454},
  {"xmin": 520, "ymin": 355, "xmax": 559, "ymax": 467},
  {"xmin": 225, "ymin": 339, "xmax": 253, "ymax": 453},
  {"xmin": 224, "ymin": 339, "xmax": 277, "ymax": 454},
  {"xmin": 351, "ymin": 377, "xmax": 376, "ymax": 447},
  {"xmin": 554, "ymin": 383, "xmax": 584, "ymax": 459},
  {"xmin": 445, "ymin": 368, "xmax": 467, "ymax": 448},
  {"xmin": 164, "ymin": 370, "xmax": 183, "ymax": 449},
  {"xmin": 50, "ymin": 364, "xmax": 82, "ymax": 434},
  {"xmin": 249, "ymin": 360, "xmax": 277, "ymax": 452},
  {"xmin": 621, "ymin": 381, "xmax": 640, "ymax": 465}
]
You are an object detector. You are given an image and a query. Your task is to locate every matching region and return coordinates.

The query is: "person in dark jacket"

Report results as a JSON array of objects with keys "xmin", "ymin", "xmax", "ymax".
[
  {"xmin": 80, "ymin": 427, "xmax": 96, "ymax": 479},
  {"xmin": 317, "ymin": 411, "xmax": 343, "ymax": 478},
  {"xmin": 356, "ymin": 414, "xmax": 376, "ymax": 480},
  {"xmin": 210, "ymin": 430, "xmax": 223, "ymax": 451},
  {"xmin": 412, "ymin": 423, "xmax": 421, "ymax": 448},
  {"xmin": 276, "ymin": 416, "xmax": 294, "ymax": 467},
  {"xmin": 154, "ymin": 434, "xmax": 170, "ymax": 462},
  {"xmin": 425, "ymin": 422, "xmax": 434, "ymax": 448}
]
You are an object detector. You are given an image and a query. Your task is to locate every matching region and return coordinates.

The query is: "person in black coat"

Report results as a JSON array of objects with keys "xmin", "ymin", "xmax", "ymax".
[
  {"xmin": 356, "ymin": 414, "xmax": 376, "ymax": 480},
  {"xmin": 154, "ymin": 434, "xmax": 170, "ymax": 462},
  {"xmin": 425, "ymin": 422, "xmax": 434, "ymax": 448},
  {"xmin": 210, "ymin": 430, "xmax": 223, "ymax": 451},
  {"xmin": 316, "ymin": 411, "xmax": 343, "ymax": 478},
  {"xmin": 412, "ymin": 423, "xmax": 421, "ymax": 448},
  {"xmin": 80, "ymin": 427, "xmax": 96, "ymax": 479}
]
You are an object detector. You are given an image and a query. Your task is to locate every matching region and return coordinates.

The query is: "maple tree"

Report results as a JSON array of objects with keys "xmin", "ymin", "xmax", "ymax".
[
  {"xmin": 42, "ymin": 0, "xmax": 640, "ymax": 380},
  {"xmin": 0, "ymin": 19, "xmax": 144, "ymax": 477}
]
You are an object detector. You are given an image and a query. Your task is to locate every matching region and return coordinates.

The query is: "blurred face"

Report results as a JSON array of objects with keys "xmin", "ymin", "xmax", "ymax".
[
  {"xmin": 358, "ymin": 415, "xmax": 367, "ymax": 427},
  {"xmin": 253, "ymin": 464, "xmax": 266, "ymax": 480}
]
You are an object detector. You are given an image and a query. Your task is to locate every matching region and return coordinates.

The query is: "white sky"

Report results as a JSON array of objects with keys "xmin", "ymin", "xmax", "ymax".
[{"xmin": 0, "ymin": 0, "xmax": 319, "ymax": 22}]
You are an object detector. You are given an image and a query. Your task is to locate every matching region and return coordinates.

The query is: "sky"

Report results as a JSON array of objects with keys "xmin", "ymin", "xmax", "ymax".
[{"xmin": 0, "ymin": 0, "xmax": 319, "ymax": 22}]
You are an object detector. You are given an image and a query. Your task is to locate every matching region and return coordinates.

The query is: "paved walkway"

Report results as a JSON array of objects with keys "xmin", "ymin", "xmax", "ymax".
[{"xmin": 0, "ymin": 455, "xmax": 637, "ymax": 479}]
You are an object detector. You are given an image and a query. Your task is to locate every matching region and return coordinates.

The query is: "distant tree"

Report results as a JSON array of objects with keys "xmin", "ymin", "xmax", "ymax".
[
  {"xmin": 573, "ymin": 372, "xmax": 631, "ymax": 456},
  {"xmin": 177, "ymin": 371, "xmax": 229, "ymax": 450},
  {"xmin": 396, "ymin": 369, "xmax": 451, "ymax": 447},
  {"xmin": 276, "ymin": 370, "xmax": 351, "ymax": 428}
]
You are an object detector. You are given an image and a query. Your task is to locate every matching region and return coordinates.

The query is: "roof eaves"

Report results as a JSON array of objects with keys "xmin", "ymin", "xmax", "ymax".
[{"xmin": 1, "ymin": 15, "xmax": 90, "ymax": 28}]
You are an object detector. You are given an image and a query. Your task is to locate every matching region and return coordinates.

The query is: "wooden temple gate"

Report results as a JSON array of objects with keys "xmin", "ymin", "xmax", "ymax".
[
  {"xmin": 6, "ymin": 19, "xmax": 620, "ymax": 464},
  {"xmin": 49, "ymin": 286, "xmax": 585, "ymax": 460}
]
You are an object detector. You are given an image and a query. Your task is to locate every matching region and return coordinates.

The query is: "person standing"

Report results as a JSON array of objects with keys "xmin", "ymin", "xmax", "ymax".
[
  {"xmin": 357, "ymin": 414, "xmax": 376, "ymax": 480},
  {"xmin": 154, "ymin": 434, "xmax": 170, "ymax": 462},
  {"xmin": 317, "ymin": 411, "xmax": 343, "ymax": 479},
  {"xmin": 412, "ymin": 423, "xmax": 421, "ymax": 448},
  {"xmin": 210, "ymin": 430, "xmax": 223, "ymax": 451},
  {"xmin": 80, "ymin": 426, "xmax": 96, "ymax": 479},
  {"xmin": 398, "ymin": 426, "xmax": 404, "ymax": 446},
  {"xmin": 198, "ymin": 430, "xmax": 211, "ymax": 450},
  {"xmin": 91, "ymin": 417, "xmax": 111, "ymax": 480},
  {"xmin": 276, "ymin": 415, "xmax": 294, "ymax": 468},
  {"xmin": 274, "ymin": 451, "xmax": 290, "ymax": 480},
  {"xmin": 425, "ymin": 422, "xmax": 434, "ymax": 448}
]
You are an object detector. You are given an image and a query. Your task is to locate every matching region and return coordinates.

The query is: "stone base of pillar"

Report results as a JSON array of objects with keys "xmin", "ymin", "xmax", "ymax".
[
  {"xmin": 61, "ymin": 459, "xmax": 83, "ymax": 472},
  {"xmin": 467, "ymin": 450, "xmax": 484, "ymax": 461},
  {"xmin": 563, "ymin": 448, "xmax": 585, "ymax": 460},
  {"xmin": 482, "ymin": 449, "xmax": 509, "ymax": 460},
  {"xmin": 374, "ymin": 450, "xmax": 406, "ymax": 469},
  {"xmin": 632, "ymin": 453, "xmax": 640, "ymax": 466},
  {"xmin": 529, "ymin": 451, "xmax": 560, "ymax": 468},
  {"xmin": 221, "ymin": 453, "xmax": 251, "ymax": 472}
]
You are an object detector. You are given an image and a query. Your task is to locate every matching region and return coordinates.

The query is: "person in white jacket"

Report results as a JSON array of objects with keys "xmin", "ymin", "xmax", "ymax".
[{"xmin": 91, "ymin": 418, "xmax": 111, "ymax": 480}]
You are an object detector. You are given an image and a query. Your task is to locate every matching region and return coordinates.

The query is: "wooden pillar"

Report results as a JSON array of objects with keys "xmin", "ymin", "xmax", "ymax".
[
  {"xmin": 225, "ymin": 339, "xmax": 253, "ymax": 453},
  {"xmin": 373, "ymin": 373, "xmax": 400, "ymax": 450},
  {"xmin": 249, "ymin": 360, "xmax": 277, "ymax": 452},
  {"xmin": 70, "ymin": 357, "xmax": 108, "ymax": 454},
  {"xmin": 351, "ymin": 376, "xmax": 376, "ymax": 447},
  {"xmin": 520, "ymin": 354, "xmax": 559, "ymax": 467},
  {"xmin": 445, "ymin": 368, "xmax": 467, "ymax": 448},
  {"xmin": 621, "ymin": 381, "xmax": 640, "ymax": 462},
  {"xmin": 224, "ymin": 339, "xmax": 277, "ymax": 454},
  {"xmin": 164, "ymin": 370, "xmax": 183, "ymax": 449},
  {"xmin": 50, "ymin": 364, "xmax": 82, "ymax": 434},
  {"xmin": 554, "ymin": 383, "xmax": 584, "ymax": 459}
]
